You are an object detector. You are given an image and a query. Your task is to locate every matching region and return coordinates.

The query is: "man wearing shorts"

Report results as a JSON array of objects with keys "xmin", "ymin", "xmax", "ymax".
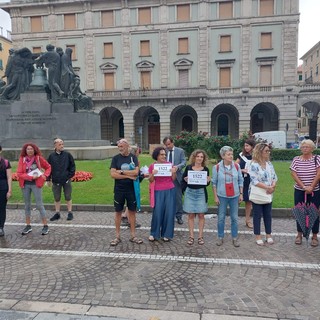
[
  {"xmin": 110, "ymin": 139, "xmax": 143, "ymax": 246},
  {"xmin": 48, "ymin": 138, "xmax": 76, "ymax": 221}
]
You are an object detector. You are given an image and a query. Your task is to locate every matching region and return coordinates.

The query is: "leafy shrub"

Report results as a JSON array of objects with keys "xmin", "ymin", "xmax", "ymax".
[{"xmin": 173, "ymin": 131, "xmax": 252, "ymax": 159}]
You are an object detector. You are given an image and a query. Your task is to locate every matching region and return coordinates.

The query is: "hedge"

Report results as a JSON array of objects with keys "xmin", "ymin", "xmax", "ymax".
[{"xmin": 173, "ymin": 131, "xmax": 318, "ymax": 161}]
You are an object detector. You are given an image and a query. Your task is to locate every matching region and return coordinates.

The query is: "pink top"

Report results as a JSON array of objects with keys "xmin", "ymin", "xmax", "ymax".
[{"xmin": 149, "ymin": 162, "xmax": 175, "ymax": 191}]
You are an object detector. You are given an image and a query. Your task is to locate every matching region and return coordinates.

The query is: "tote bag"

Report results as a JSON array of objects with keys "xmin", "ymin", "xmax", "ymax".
[{"xmin": 249, "ymin": 185, "xmax": 272, "ymax": 204}]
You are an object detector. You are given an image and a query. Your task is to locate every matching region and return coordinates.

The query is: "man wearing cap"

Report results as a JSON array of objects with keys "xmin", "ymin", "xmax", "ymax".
[
  {"xmin": 110, "ymin": 139, "xmax": 143, "ymax": 246},
  {"xmin": 48, "ymin": 138, "xmax": 76, "ymax": 221}
]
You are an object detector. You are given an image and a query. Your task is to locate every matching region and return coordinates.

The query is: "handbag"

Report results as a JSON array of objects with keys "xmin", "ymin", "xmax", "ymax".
[{"xmin": 249, "ymin": 184, "xmax": 272, "ymax": 204}]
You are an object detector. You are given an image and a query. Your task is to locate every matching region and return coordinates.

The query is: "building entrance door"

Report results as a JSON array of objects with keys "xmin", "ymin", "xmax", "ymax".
[{"xmin": 148, "ymin": 123, "xmax": 160, "ymax": 144}]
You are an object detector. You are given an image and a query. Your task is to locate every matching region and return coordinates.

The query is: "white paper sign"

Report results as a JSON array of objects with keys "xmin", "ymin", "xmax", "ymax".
[
  {"xmin": 154, "ymin": 163, "xmax": 172, "ymax": 176},
  {"xmin": 187, "ymin": 171, "xmax": 207, "ymax": 185},
  {"xmin": 28, "ymin": 168, "xmax": 43, "ymax": 177}
]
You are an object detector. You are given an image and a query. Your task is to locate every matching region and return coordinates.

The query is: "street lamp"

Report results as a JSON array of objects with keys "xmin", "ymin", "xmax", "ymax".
[{"xmin": 306, "ymin": 110, "xmax": 317, "ymax": 142}]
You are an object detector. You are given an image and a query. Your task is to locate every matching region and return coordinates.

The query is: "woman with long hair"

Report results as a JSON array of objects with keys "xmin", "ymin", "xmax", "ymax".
[
  {"xmin": 248, "ymin": 143, "xmax": 277, "ymax": 246},
  {"xmin": 182, "ymin": 149, "xmax": 210, "ymax": 245},
  {"xmin": 236, "ymin": 139, "xmax": 256, "ymax": 228},
  {"xmin": 17, "ymin": 143, "xmax": 51, "ymax": 235}
]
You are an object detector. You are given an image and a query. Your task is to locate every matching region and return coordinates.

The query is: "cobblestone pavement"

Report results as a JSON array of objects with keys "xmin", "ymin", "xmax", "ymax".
[{"xmin": 0, "ymin": 209, "xmax": 319, "ymax": 320}]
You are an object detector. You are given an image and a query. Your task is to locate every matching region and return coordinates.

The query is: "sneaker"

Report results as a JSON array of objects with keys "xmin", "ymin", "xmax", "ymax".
[
  {"xmin": 216, "ymin": 238, "xmax": 223, "ymax": 246},
  {"xmin": 0, "ymin": 228, "xmax": 4, "ymax": 237},
  {"xmin": 41, "ymin": 225, "xmax": 49, "ymax": 235},
  {"xmin": 50, "ymin": 212, "xmax": 60, "ymax": 221},
  {"xmin": 233, "ymin": 239, "xmax": 240, "ymax": 248},
  {"xmin": 21, "ymin": 225, "xmax": 32, "ymax": 235},
  {"xmin": 67, "ymin": 212, "xmax": 73, "ymax": 221}
]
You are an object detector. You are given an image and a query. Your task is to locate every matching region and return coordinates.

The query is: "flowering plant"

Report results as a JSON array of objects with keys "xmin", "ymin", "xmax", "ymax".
[{"xmin": 11, "ymin": 171, "xmax": 93, "ymax": 182}]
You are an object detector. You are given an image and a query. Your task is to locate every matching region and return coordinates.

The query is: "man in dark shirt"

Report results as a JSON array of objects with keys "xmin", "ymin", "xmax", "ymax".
[
  {"xmin": 48, "ymin": 138, "xmax": 76, "ymax": 221},
  {"xmin": 110, "ymin": 139, "xmax": 143, "ymax": 246}
]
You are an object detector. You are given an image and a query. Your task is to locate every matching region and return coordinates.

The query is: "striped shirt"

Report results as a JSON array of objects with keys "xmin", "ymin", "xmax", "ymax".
[{"xmin": 290, "ymin": 155, "xmax": 320, "ymax": 191}]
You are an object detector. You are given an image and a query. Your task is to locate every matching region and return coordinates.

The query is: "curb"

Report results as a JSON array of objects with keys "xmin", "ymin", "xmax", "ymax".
[{"xmin": 7, "ymin": 203, "xmax": 293, "ymax": 218}]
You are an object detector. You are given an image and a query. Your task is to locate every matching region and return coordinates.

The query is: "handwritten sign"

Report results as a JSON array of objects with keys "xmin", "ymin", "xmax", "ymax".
[
  {"xmin": 154, "ymin": 163, "xmax": 172, "ymax": 176},
  {"xmin": 188, "ymin": 171, "xmax": 207, "ymax": 185}
]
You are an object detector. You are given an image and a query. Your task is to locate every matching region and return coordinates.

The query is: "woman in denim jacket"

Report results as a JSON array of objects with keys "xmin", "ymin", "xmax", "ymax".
[{"xmin": 212, "ymin": 146, "xmax": 243, "ymax": 248}]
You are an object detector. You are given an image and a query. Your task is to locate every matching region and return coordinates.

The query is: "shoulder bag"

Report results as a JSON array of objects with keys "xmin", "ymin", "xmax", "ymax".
[{"xmin": 249, "ymin": 185, "xmax": 272, "ymax": 204}]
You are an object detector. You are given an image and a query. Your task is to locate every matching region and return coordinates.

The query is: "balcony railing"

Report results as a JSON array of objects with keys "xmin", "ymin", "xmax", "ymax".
[{"xmin": 87, "ymin": 85, "xmax": 312, "ymax": 101}]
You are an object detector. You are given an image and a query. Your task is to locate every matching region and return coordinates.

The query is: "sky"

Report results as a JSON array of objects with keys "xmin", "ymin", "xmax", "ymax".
[{"xmin": 0, "ymin": 0, "xmax": 319, "ymax": 64}]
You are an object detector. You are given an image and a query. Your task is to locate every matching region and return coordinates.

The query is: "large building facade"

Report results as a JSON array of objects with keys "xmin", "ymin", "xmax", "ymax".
[{"xmin": 1, "ymin": 0, "xmax": 306, "ymax": 148}]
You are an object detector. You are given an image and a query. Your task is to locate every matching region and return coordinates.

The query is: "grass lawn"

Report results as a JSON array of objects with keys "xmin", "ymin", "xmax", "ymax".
[{"xmin": 8, "ymin": 156, "xmax": 295, "ymax": 208}]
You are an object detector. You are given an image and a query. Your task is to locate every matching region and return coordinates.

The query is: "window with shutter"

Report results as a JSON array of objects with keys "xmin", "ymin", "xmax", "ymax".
[
  {"xmin": 220, "ymin": 35, "xmax": 231, "ymax": 52},
  {"xmin": 32, "ymin": 47, "xmax": 42, "ymax": 54},
  {"xmin": 260, "ymin": 65, "xmax": 272, "ymax": 86},
  {"xmin": 178, "ymin": 69, "xmax": 189, "ymax": 88},
  {"xmin": 104, "ymin": 73, "xmax": 115, "ymax": 90},
  {"xmin": 64, "ymin": 14, "xmax": 76, "ymax": 30},
  {"xmin": 31, "ymin": 16, "xmax": 42, "ymax": 32},
  {"xmin": 104, "ymin": 43, "xmax": 113, "ymax": 58},
  {"xmin": 219, "ymin": 1, "xmax": 233, "ymax": 19},
  {"xmin": 260, "ymin": 33, "xmax": 272, "ymax": 49},
  {"xmin": 260, "ymin": 0, "xmax": 274, "ymax": 16},
  {"xmin": 141, "ymin": 71, "xmax": 151, "ymax": 89},
  {"xmin": 177, "ymin": 4, "xmax": 190, "ymax": 22},
  {"xmin": 178, "ymin": 38, "xmax": 189, "ymax": 54},
  {"xmin": 102, "ymin": 11, "xmax": 114, "ymax": 27},
  {"xmin": 140, "ymin": 40, "xmax": 150, "ymax": 56},
  {"xmin": 219, "ymin": 67, "xmax": 231, "ymax": 88},
  {"xmin": 138, "ymin": 7, "xmax": 151, "ymax": 24}
]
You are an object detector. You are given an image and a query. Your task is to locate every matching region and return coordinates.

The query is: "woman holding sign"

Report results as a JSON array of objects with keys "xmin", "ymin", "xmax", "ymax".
[
  {"xmin": 182, "ymin": 149, "xmax": 210, "ymax": 245},
  {"xmin": 17, "ymin": 143, "xmax": 51, "ymax": 236},
  {"xmin": 148, "ymin": 146, "xmax": 176, "ymax": 242}
]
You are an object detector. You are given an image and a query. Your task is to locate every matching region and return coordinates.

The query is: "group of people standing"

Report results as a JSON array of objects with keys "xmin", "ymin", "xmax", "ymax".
[
  {"xmin": 109, "ymin": 137, "xmax": 319, "ymax": 249},
  {"xmin": 0, "ymin": 138, "xmax": 75, "ymax": 237},
  {"xmin": 0, "ymin": 136, "xmax": 319, "ymax": 249}
]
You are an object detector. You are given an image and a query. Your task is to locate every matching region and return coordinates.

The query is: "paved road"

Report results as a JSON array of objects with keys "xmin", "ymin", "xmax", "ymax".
[{"xmin": 0, "ymin": 209, "xmax": 319, "ymax": 320}]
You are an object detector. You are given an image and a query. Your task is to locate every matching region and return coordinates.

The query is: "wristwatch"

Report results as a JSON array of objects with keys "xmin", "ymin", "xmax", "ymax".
[{"xmin": 120, "ymin": 170, "xmax": 124, "ymax": 175}]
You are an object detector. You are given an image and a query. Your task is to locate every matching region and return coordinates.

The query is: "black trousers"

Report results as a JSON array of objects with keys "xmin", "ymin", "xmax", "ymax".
[{"xmin": 0, "ymin": 189, "xmax": 8, "ymax": 228}]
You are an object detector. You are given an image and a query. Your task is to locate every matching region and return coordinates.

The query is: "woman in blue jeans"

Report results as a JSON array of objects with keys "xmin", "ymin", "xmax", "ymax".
[
  {"xmin": 248, "ymin": 143, "xmax": 277, "ymax": 246},
  {"xmin": 212, "ymin": 146, "xmax": 243, "ymax": 248}
]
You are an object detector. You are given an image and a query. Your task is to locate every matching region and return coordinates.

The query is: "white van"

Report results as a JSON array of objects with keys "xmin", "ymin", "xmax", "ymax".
[{"xmin": 253, "ymin": 131, "xmax": 286, "ymax": 149}]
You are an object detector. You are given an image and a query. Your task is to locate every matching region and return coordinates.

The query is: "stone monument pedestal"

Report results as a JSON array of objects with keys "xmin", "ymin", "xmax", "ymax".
[{"xmin": 0, "ymin": 91, "xmax": 105, "ymax": 148}]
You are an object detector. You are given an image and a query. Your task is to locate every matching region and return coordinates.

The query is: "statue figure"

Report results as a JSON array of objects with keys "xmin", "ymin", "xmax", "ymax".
[
  {"xmin": 60, "ymin": 47, "xmax": 76, "ymax": 98},
  {"xmin": 0, "ymin": 47, "xmax": 35, "ymax": 100},
  {"xmin": 36, "ymin": 44, "xmax": 64, "ymax": 100},
  {"xmin": 1, "ymin": 48, "xmax": 15, "ymax": 86},
  {"xmin": 69, "ymin": 75, "xmax": 93, "ymax": 110}
]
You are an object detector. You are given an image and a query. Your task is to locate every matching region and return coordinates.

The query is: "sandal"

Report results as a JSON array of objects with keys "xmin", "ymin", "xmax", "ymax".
[
  {"xmin": 163, "ymin": 237, "xmax": 170, "ymax": 242},
  {"xmin": 266, "ymin": 237, "xmax": 274, "ymax": 245},
  {"xmin": 130, "ymin": 237, "xmax": 143, "ymax": 244},
  {"xmin": 187, "ymin": 237, "xmax": 194, "ymax": 245},
  {"xmin": 110, "ymin": 238, "xmax": 121, "ymax": 246},
  {"xmin": 256, "ymin": 239, "xmax": 264, "ymax": 246},
  {"xmin": 148, "ymin": 235, "xmax": 155, "ymax": 242},
  {"xmin": 295, "ymin": 235, "xmax": 302, "ymax": 245},
  {"xmin": 198, "ymin": 237, "xmax": 205, "ymax": 245},
  {"xmin": 246, "ymin": 221, "xmax": 253, "ymax": 229},
  {"xmin": 311, "ymin": 237, "xmax": 319, "ymax": 247}
]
